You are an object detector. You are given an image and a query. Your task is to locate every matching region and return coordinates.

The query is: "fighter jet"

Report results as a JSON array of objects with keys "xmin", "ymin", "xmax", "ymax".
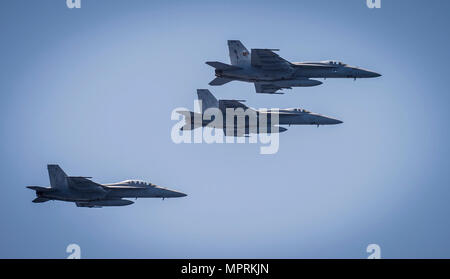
[
  {"xmin": 177, "ymin": 89, "xmax": 342, "ymax": 137},
  {"xmin": 206, "ymin": 40, "xmax": 381, "ymax": 94},
  {"xmin": 27, "ymin": 165, "xmax": 187, "ymax": 208}
]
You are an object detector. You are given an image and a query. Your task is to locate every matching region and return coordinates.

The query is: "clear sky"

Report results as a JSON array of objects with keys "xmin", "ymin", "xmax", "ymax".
[{"xmin": 1, "ymin": 0, "xmax": 450, "ymax": 258}]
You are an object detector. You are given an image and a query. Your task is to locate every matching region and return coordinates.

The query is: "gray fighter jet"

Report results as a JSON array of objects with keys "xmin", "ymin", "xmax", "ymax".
[
  {"xmin": 27, "ymin": 165, "xmax": 187, "ymax": 208},
  {"xmin": 177, "ymin": 89, "xmax": 342, "ymax": 136},
  {"xmin": 206, "ymin": 40, "xmax": 381, "ymax": 94}
]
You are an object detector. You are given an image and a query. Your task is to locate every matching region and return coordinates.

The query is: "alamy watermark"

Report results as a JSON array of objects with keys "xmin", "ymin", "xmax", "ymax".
[
  {"xmin": 66, "ymin": 0, "xmax": 81, "ymax": 9},
  {"xmin": 366, "ymin": 0, "xmax": 381, "ymax": 9},
  {"xmin": 66, "ymin": 243, "xmax": 81, "ymax": 259},
  {"xmin": 63, "ymin": 243, "xmax": 380, "ymax": 258},
  {"xmin": 171, "ymin": 101, "xmax": 280, "ymax": 155},
  {"xmin": 367, "ymin": 244, "xmax": 381, "ymax": 259}
]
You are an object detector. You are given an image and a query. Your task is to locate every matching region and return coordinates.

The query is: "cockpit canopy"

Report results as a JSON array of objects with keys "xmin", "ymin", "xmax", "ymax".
[
  {"xmin": 123, "ymin": 180, "xmax": 151, "ymax": 186},
  {"xmin": 286, "ymin": 108, "xmax": 310, "ymax": 113},
  {"xmin": 323, "ymin": 60, "xmax": 346, "ymax": 66}
]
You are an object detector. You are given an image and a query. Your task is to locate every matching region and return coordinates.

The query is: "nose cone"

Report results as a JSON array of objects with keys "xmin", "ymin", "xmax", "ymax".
[
  {"xmin": 326, "ymin": 118, "xmax": 343, "ymax": 125},
  {"xmin": 368, "ymin": 71, "xmax": 382, "ymax": 78},
  {"xmin": 163, "ymin": 189, "xmax": 187, "ymax": 198},
  {"xmin": 178, "ymin": 192, "xmax": 188, "ymax": 197},
  {"xmin": 357, "ymin": 68, "xmax": 382, "ymax": 78},
  {"xmin": 314, "ymin": 115, "xmax": 343, "ymax": 125}
]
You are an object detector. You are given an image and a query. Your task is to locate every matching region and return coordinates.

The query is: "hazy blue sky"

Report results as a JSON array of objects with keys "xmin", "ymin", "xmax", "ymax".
[{"xmin": 1, "ymin": 0, "xmax": 450, "ymax": 258}]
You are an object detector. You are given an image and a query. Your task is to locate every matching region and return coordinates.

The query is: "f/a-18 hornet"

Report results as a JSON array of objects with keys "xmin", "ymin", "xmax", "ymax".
[
  {"xmin": 177, "ymin": 89, "xmax": 342, "ymax": 137},
  {"xmin": 27, "ymin": 165, "xmax": 187, "ymax": 208},
  {"xmin": 206, "ymin": 40, "xmax": 381, "ymax": 94}
]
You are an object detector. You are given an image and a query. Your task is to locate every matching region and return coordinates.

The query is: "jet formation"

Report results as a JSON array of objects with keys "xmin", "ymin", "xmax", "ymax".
[
  {"xmin": 177, "ymin": 89, "xmax": 342, "ymax": 137},
  {"xmin": 27, "ymin": 165, "xmax": 187, "ymax": 208},
  {"xmin": 207, "ymin": 40, "xmax": 381, "ymax": 94},
  {"xmin": 28, "ymin": 40, "xmax": 381, "ymax": 207}
]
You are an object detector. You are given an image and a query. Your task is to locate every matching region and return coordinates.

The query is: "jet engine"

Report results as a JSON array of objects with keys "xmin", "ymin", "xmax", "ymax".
[
  {"xmin": 76, "ymin": 199, "xmax": 134, "ymax": 208},
  {"xmin": 274, "ymin": 79, "xmax": 323, "ymax": 87}
]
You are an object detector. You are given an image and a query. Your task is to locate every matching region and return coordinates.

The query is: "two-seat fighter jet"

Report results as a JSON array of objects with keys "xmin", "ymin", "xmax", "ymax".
[
  {"xmin": 27, "ymin": 165, "xmax": 187, "ymax": 208},
  {"xmin": 177, "ymin": 89, "xmax": 342, "ymax": 137},
  {"xmin": 206, "ymin": 40, "xmax": 381, "ymax": 94}
]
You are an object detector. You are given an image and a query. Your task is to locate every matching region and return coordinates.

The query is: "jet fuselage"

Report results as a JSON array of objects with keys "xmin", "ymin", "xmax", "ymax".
[
  {"xmin": 34, "ymin": 181, "xmax": 187, "ymax": 202},
  {"xmin": 207, "ymin": 40, "xmax": 381, "ymax": 93},
  {"xmin": 28, "ymin": 165, "xmax": 187, "ymax": 208},
  {"xmin": 181, "ymin": 98, "xmax": 343, "ymax": 136},
  {"xmin": 215, "ymin": 61, "xmax": 381, "ymax": 83}
]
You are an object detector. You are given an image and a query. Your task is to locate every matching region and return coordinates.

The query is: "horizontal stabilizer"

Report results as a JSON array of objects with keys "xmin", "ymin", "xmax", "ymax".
[
  {"xmin": 209, "ymin": 77, "xmax": 233, "ymax": 86},
  {"xmin": 32, "ymin": 197, "xmax": 50, "ymax": 203},
  {"xmin": 27, "ymin": 186, "xmax": 55, "ymax": 192},
  {"xmin": 205, "ymin": 61, "xmax": 241, "ymax": 71}
]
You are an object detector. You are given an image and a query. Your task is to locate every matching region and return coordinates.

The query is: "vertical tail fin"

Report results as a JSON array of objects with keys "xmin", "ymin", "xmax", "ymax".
[
  {"xmin": 47, "ymin": 164, "xmax": 69, "ymax": 190},
  {"xmin": 197, "ymin": 89, "xmax": 218, "ymax": 113},
  {"xmin": 228, "ymin": 40, "xmax": 250, "ymax": 66}
]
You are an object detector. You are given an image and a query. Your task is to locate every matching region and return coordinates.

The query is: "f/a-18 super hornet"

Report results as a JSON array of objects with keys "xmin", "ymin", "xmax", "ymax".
[
  {"xmin": 206, "ymin": 40, "xmax": 381, "ymax": 94},
  {"xmin": 176, "ymin": 89, "xmax": 342, "ymax": 137},
  {"xmin": 27, "ymin": 165, "xmax": 187, "ymax": 208}
]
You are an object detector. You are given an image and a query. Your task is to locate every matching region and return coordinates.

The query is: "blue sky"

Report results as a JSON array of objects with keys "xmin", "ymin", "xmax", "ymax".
[{"xmin": 1, "ymin": 0, "xmax": 450, "ymax": 258}]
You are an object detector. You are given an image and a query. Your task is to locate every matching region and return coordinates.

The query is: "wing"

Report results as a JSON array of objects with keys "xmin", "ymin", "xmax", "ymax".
[
  {"xmin": 254, "ymin": 82, "xmax": 286, "ymax": 94},
  {"xmin": 103, "ymin": 185, "xmax": 147, "ymax": 189},
  {"xmin": 219, "ymin": 99, "xmax": 249, "ymax": 110},
  {"xmin": 205, "ymin": 61, "xmax": 241, "ymax": 71},
  {"xmin": 68, "ymin": 177, "xmax": 106, "ymax": 193},
  {"xmin": 292, "ymin": 63, "xmax": 337, "ymax": 69},
  {"xmin": 251, "ymin": 49, "xmax": 293, "ymax": 71}
]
